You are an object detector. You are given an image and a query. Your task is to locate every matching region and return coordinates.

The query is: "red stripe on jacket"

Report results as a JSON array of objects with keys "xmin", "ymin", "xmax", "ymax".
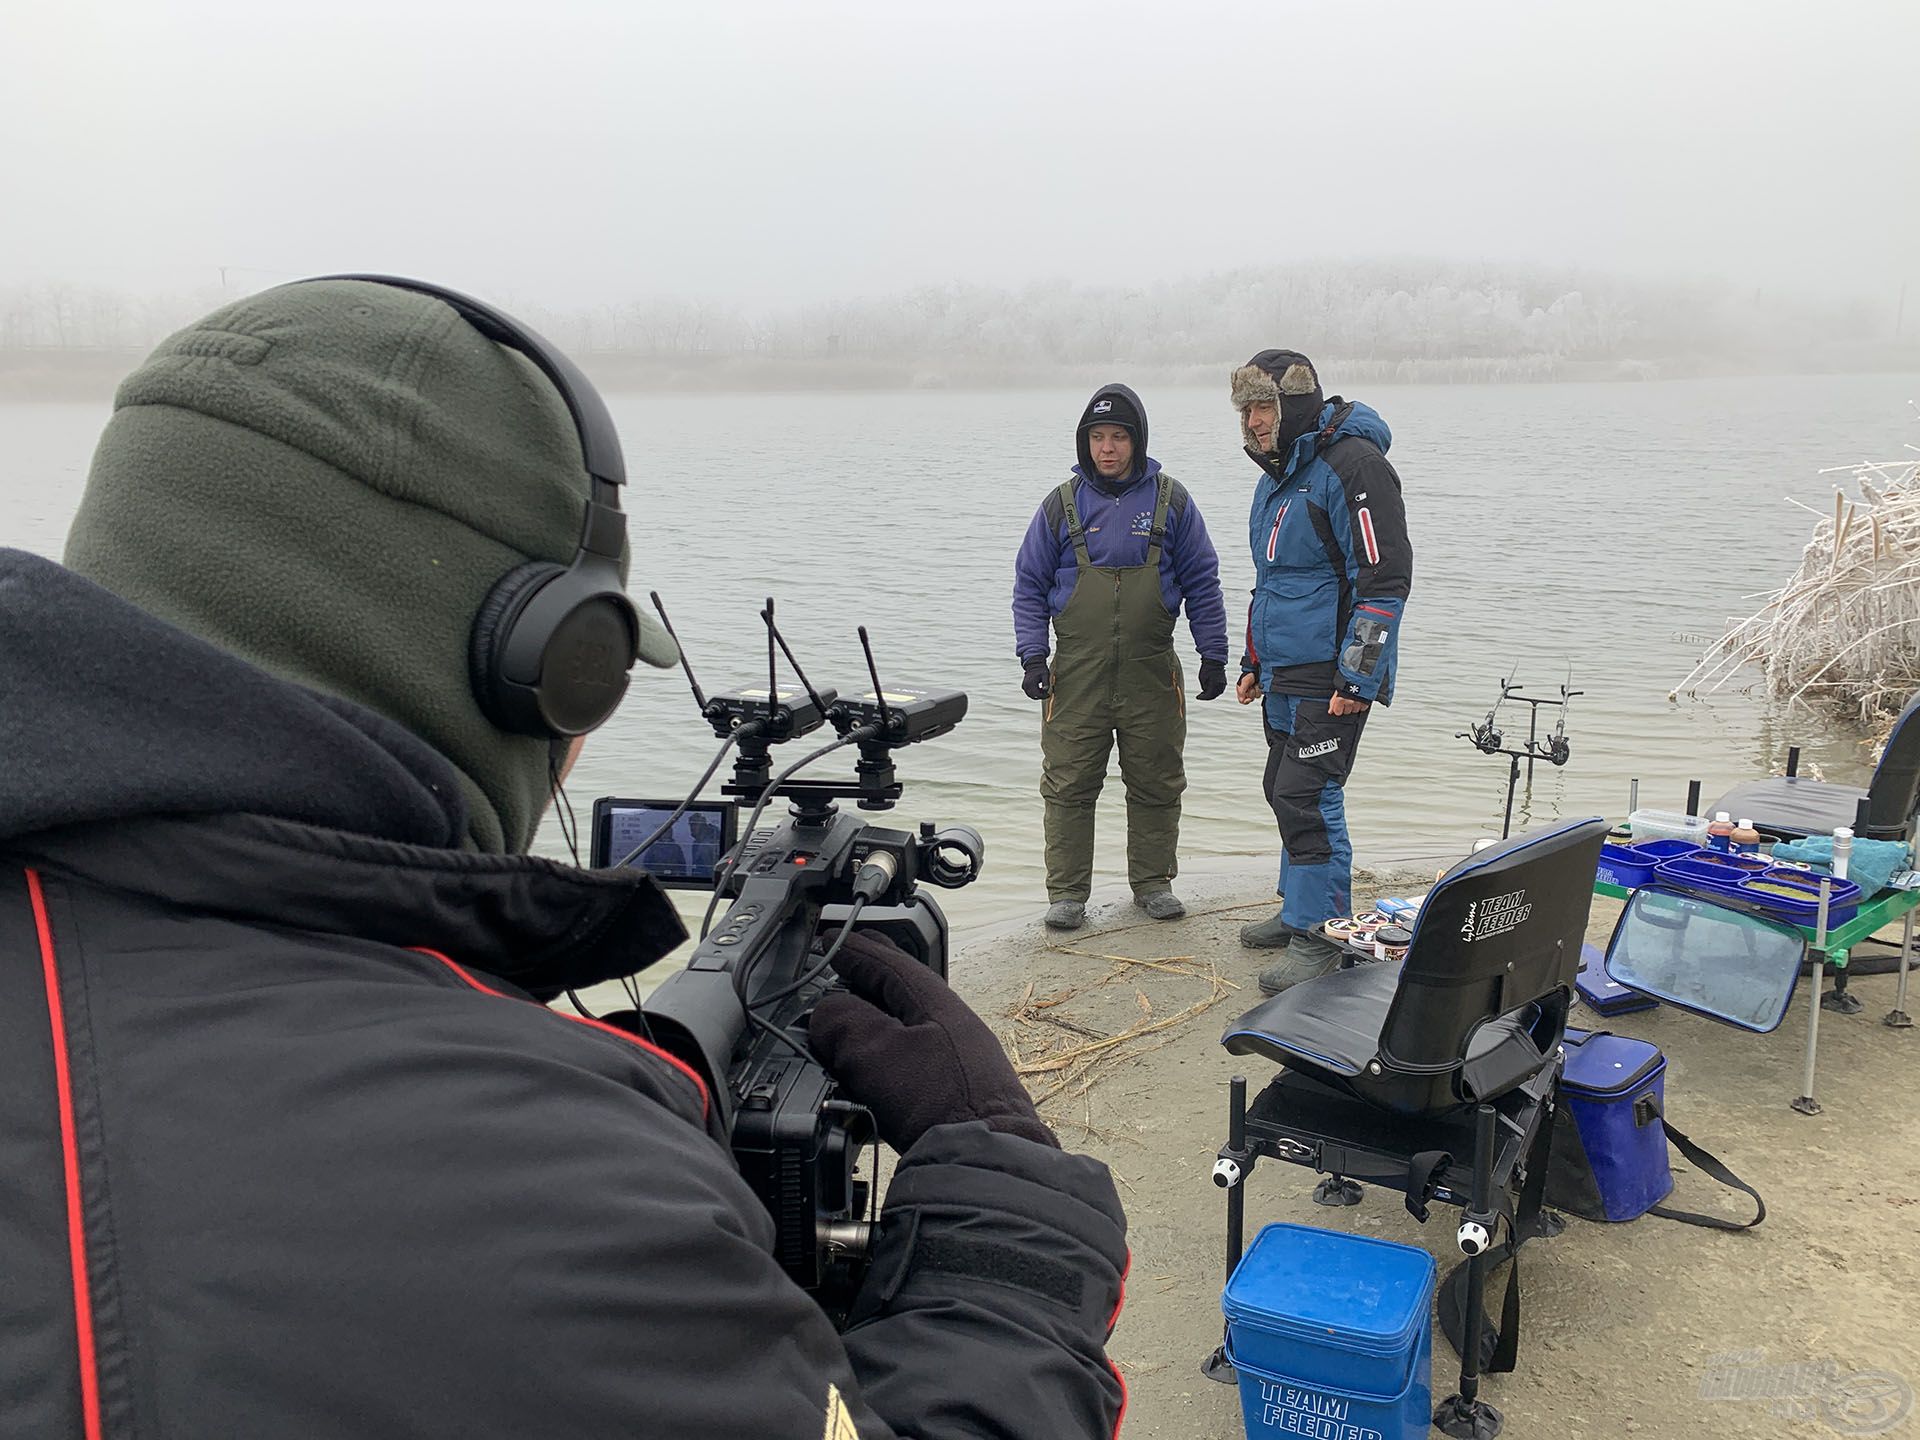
[
  {"xmin": 410, "ymin": 947, "xmax": 711, "ymax": 1124},
  {"xmin": 26, "ymin": 869, "xmax": 105, "ymax": 1440},
  {"xmin": 1107, "ymin": 1249, "xmax": 1132, "ymax": 1437}
]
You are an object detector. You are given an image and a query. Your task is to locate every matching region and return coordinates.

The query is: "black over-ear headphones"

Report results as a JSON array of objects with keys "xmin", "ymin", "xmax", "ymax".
[{"xmin": 303, "ymin": 274, "xmax": 641, "ymax": 739}]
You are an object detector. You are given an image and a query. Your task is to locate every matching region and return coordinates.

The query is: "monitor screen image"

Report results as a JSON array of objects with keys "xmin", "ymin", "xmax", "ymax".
[{"xmin": 592, "ymin": 800, "xmax": 734, "ymax": 889}]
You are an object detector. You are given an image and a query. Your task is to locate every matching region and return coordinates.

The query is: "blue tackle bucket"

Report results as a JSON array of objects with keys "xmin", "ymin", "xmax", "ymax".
[
  {"xmin": 1221, "ymin": 1223, "xmax": 1436, "ymax": 1438},
  {"xmin": 1227, "ymin": 1350, "xmax": 1433, "ymax": 1440}
]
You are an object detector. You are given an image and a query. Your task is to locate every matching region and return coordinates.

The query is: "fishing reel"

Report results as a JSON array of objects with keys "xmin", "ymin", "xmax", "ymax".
[{"xmin": 1462, "ymin": 721, "xmax": 1505, "ymax": 755}]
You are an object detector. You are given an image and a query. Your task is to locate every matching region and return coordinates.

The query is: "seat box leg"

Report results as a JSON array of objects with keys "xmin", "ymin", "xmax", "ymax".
[
  {"xmin": 1823, "ymin": 962, "xmax": 1864, "ymax": 1015},
  {"xmin": 1436, "ymin": 1104, "xmax": 1504, "ymax": 1438},
  {"xmin": 1313, "ymin": 1175, "xmax": 1364, "ymax": 1206},
  {"xmin": 1203, "ymin": 1075, "xmax": 1252, "ymax": 1384}
]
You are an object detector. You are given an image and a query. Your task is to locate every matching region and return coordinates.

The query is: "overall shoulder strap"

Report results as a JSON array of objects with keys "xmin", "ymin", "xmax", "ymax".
[
  {"xmin": 1144, "ymin": 473, "xmax": 1174, "ymax": 566},
  {"xmin": 1055, "ymin": 480, "xmax": 1091, "ymax": 566}
]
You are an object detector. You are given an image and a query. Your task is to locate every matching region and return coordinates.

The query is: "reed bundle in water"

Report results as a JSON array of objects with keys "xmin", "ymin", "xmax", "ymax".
[{"xmin": 1676, "ymin": 423, "xmax": 1920, "ymax": 745}]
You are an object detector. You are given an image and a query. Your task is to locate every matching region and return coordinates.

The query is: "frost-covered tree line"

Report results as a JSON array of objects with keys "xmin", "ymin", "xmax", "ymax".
[
  {"xmin": 2, "ymin": 262, "xmax": 1885, "ymax": 375},
  {"xmin": 521, "ymin": 263, "xmax": 1884, "ymax": 374}
]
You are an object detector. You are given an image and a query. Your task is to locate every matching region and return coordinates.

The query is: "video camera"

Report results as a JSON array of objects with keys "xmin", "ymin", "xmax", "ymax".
[{"xmin": 594, "ymin": 599, "xmax": 982, "ymax": 1322}]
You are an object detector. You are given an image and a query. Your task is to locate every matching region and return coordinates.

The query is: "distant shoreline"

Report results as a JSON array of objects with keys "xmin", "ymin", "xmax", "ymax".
[{"xmin": 6, "ymin": 344, "xmax": 1918, "ymax": 403}]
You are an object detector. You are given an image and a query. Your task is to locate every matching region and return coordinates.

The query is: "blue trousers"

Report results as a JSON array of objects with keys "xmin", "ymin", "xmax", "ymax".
[{"xmin": 1263, "ymin": 694, "xmax": 1369, "ymax": 929}]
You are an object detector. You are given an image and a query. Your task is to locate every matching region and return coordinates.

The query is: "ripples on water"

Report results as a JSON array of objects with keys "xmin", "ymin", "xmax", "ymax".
[{"xmin": 6, "ymin": 375, "xmax": 1915, "ymax": 939}]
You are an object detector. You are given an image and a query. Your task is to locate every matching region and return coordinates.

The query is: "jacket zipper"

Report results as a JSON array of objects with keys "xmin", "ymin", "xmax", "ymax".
[{"xmin": 1266, "ymin": 499, "xmax": 1290, "ymax": 562}]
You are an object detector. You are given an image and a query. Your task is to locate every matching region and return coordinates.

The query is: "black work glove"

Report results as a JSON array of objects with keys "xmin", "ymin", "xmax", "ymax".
[
  {"xmin": 808, "ymin": 929, "xmax": 1058, "ymax": 1153},
  {"xmin": 1021, "ymin": 658, "xmax": 1051, "ymax": 701},
  {"xmin": 1197, "ymin": 658, "xmax": 1227, "ymax": 701}
]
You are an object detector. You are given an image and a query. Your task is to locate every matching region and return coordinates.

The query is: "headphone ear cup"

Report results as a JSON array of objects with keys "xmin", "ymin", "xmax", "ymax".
[{"xmin": 470, "ymin": 561, "xmax": 567, "ymax": 734}]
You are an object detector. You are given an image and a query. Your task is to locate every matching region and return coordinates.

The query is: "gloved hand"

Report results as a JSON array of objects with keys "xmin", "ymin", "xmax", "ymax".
[
  {"xmin": 1022, "ymin": 659, "xmax": 1051, "ymax": 701},
  {"xmin": 1196, "ymin": 658, "xmax": 1227, "ymax": 701},
  {"xmin": 808, "ymin": 929, "xmax": 1057, "ymax": 1153}
]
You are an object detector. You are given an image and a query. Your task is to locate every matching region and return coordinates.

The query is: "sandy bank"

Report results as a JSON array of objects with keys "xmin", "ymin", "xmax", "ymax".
[{"xmin": 951, "ymin": 865, "xmax": 1920, "ymax": 1440}]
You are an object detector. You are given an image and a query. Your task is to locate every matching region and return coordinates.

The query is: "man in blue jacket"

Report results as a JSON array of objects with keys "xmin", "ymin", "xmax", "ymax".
[
  {"xmin": 1013, "ymin": 384, "xmax": 1229, "ymax": 930},
  {"xmin": 1230, "ymin": 350, "xmax": 1413, "ymax": 991}
]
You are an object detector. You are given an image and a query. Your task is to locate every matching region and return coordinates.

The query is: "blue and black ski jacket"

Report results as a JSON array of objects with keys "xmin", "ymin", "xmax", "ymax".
[{"xmin": 1241, "ymin": 399, "xmax": 1412, "ymax": 706}]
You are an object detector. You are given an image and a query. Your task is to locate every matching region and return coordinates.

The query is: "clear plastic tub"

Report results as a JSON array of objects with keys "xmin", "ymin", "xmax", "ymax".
[{"xmin": 1628, "ymin": 808, "xmax": 1709, "ymax": 846}]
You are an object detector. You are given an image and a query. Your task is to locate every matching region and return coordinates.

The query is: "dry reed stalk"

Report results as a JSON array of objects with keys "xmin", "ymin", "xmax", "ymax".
[
  {"xmin": 1003, "ymin": 949, "xmax": 1236, "ymax": 1121},
  {"xmin": 1674, "ymin": 433, "xmax": 1920, "ymax": 748}
]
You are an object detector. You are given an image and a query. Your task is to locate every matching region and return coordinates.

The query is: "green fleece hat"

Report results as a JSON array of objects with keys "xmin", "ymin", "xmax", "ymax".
[{"xmin": 64, "ymin": 277, "xmax": 674, "ymax": 855}]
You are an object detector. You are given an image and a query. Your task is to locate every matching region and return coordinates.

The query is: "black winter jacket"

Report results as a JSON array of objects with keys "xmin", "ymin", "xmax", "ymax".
[{"xmin": 0, "ymin": 550, "xmax": 1129, "ymax": 1439}]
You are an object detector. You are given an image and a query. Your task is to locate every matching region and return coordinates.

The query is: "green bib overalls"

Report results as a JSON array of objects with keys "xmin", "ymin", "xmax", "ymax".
[{"xmin": 1039, "ymin": 475, "xmax": 1188, "ymax": 902}]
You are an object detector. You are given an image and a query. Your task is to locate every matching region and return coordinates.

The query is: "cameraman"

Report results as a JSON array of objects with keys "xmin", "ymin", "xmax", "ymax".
[{"xmin": 0, "ymin": 279, "xmax": 1128, "ymax": 1438}]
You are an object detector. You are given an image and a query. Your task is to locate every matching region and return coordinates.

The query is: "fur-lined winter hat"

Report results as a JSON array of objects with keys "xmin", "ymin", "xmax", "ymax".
[{"xmin": 1230, "ymin": 349, "xmax": 1323, "ymax": 453}]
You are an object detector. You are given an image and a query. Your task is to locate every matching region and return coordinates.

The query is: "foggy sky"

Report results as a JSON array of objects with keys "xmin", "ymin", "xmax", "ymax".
[{"xmin": 4, "ymin": 0, "xmax": 1916, "ymax": 311}]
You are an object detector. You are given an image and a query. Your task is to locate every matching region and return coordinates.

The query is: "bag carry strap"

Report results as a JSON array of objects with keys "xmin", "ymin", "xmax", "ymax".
[
  {"xmin": 1438, "ymin": 1236, "xmax": 1523, "ymax": 1375},
  {"xmin": 1650, "ymin": 1121, "xmax": 1766, "ymax": 1231},
  {"xmin": 1443, "ymin": 1123, "xmax": 1763, "ymax": 1368},
  {"xmin": 1435, "ymin": 1114, "xmax": 1553, "ymax": 1374}
]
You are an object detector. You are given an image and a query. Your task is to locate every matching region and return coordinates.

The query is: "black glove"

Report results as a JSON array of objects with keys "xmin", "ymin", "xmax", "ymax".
[
  {"xmin": 1197, "ymin": 657, "xmax": 1227, "ymax": 701},
  {"xmin": 808, "ymin": 930, "xmax": 1057, "ymax": 1152},
  {"xmin": 1022, "ymin": 659, "xmax": 1051, "ymax": 701}
]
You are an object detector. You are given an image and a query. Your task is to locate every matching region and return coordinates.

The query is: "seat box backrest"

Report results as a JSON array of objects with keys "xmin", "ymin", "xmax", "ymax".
[{"xmin": 1379, "ymin": 818, "xmax": 1608, "ymax": 1073}]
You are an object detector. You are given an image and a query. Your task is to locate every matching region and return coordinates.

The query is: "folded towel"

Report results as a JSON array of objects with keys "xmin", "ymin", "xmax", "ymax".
[{"xmin": 1770, "ymin": 835, "xmax": 1910, "ymax": 897}]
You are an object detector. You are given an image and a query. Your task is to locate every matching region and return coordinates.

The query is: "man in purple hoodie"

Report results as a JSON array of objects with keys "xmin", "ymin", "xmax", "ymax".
[{"xmin": 1013, "ymin": 384, "xmax": 1229, "ymax": 930}]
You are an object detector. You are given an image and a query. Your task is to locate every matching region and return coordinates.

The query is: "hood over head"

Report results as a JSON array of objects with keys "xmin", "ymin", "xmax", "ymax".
[
  {"xmin": 1075, "ymin": 382, "xmax": 1149, "ymax": 492},
  {"xmin": 62, "ymin": 277, "xmax": 675, "ymax": 855}
]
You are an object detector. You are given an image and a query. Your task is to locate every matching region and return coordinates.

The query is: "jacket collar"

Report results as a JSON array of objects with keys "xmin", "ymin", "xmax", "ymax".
[
  {"xmin": 14, "ymin": 814, "xmax": 684, "ymax": 1000},
  {"xmin": 0, "ymin": 549, "xmax": 683, "ymax": 997}
]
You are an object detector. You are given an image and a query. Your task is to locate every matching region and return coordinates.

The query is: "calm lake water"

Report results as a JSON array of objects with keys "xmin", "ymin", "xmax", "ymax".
[{"xmin": 6, "ymin": 376, "xmax": 1916, "ymax": 940}]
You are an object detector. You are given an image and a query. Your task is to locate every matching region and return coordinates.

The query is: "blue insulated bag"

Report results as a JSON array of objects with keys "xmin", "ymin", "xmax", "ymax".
[{"xmin": 1546, "ymin": 1029, "xmax": 1762, "ymax": 1229}]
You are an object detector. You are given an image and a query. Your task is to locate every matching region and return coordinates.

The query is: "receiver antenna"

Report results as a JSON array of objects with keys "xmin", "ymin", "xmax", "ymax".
[
  {"xmin": 650, "ymin": 591, "xmax": 708, "ymax": 711},
  {"xmin": 762, "ymin": 601, "xmax": 829, "ymax": 719},
  {"xmin": 766, "ymin": 596, "xmax": 779, "ymax": 707},
  {"xmin": 857, "ymin": 625, "xmax": 895, "ymax": 734}
]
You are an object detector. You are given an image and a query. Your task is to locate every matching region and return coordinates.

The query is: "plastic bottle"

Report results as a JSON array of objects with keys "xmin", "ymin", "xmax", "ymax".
[
  {"xmin": 1732, "ymin": 818, "xmax": 1762, "ymax": 856},
  {"xmin": 1832, "ymin": 826, "xmax": 1853, "ymax": 882},
  {"xmin": 1708, "ymin": 812, "xmax": 1734, "ymax": 853}
]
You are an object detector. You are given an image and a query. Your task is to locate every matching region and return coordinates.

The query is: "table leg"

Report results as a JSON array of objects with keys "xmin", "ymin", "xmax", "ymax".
[
  {"xmin": 1887, "ymin": 909, "xmax": 1915, "ymax": 1030},
  {"xmin": 1794, "ymin": 953, "xmax": 1825, "ymax": 1116}
]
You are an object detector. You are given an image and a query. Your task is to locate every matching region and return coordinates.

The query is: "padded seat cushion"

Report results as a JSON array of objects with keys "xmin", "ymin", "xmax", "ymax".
[
  {"xmin": 1224, "ymin": 963, "xmax": 1529, "ymax": 1086},
  {"xmin": 1711, "ymin": 777, "xmax": 1869, "ymax": 840},
  {"xmin": 1224, "ymin": 963, "xmax": 1399, "ymax": 1076}
]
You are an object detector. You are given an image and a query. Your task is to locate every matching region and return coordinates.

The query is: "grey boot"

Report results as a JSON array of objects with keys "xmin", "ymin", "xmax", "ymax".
[
  {"xmin": 1044, "ymin": 900, "xmax": 1087, "ymax": 931},
  {"xmin": 1138, "ymin": 890, "xmax": 1186, "ymax": 921},
  {"xmin": 1239, "ymin": 907, "xmax": 1298, "ymax": 949},
  {"xmin": 1258, "ymin": 932, "xmax": 1343, "ymax": 996}
]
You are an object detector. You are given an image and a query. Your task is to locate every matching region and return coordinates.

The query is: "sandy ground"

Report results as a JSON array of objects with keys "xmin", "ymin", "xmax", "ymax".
[{"xmin": 952, "ymin": 865, "xmax": 1920, "ymax": 1440}]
